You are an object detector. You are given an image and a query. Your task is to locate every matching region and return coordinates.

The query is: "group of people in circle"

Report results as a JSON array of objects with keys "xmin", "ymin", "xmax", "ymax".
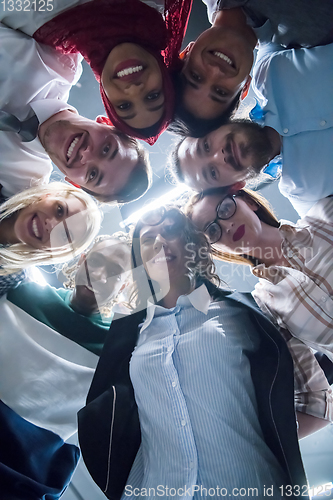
[{"xmin": 1, "ymin": 0, "xmax": 333, "ymax": 499}]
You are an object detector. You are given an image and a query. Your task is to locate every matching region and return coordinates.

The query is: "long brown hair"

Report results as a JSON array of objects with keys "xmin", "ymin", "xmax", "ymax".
[{"xmin": 185, "ymin": 187, "xmax": 279, "ymax": 266}]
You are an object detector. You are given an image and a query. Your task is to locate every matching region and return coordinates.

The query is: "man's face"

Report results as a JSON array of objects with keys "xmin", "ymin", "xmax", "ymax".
[
  {"xmin": 39, "ymin": 112, "xmax": 138, "ymax": 199},
  {"xmin": 181, "ymin": 26, "xmax": 253, "ymax": 119},
  {"xmin": 177, "ymin": 123, "xmax": 275, "ymax": 191},
  {"xmin": 71, "ymin": 239, "xmax": 131, "ymax": 316}
]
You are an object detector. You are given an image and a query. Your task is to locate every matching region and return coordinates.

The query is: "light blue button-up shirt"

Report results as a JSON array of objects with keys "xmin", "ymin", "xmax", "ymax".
[
  {"xmin": 122, "ymin": 285, "xmax": 287, "ymax": 499},
  {"xmin": 252, "ymin": 41, "xmax": 333, "ymax": 217}
]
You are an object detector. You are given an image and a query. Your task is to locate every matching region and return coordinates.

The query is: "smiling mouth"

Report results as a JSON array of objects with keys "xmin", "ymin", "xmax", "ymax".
[
  {"xmin": 225, "ymin": 136, "xmax": 244, "ymax": 172},
  {"xmin": 230, "ymin": 139, "xmax": 242, "ymax": 168},
  {"xmin": 212, "ymin": 51, "xmax": 233, "ymax": 66},
  {"xmin": 116, "ymin": 65, "xmax": 143, "ymax": 78},
  {"xmin": 31, "ymin": 214, "xmax": 42, "ymax": 240},
  {"xmin": 67, "ymin": 136, "xmax": 80, "ymax": 161},
  {"xmin": 153, "ymin": 255, "xmax": 175, "ymax": 264}
]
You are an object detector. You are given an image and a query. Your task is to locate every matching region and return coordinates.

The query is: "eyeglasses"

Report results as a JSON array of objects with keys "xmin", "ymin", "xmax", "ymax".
[
  {"xmin": 204, "ymin": 195, "xmax": 237, "ymax": 244},
  {"xmin": 139, "ymin": 206, "xmax": 185, "ymax": 240}
]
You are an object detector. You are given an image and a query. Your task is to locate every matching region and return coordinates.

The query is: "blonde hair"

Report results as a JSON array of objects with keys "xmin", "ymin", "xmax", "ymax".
[
  {"xmin": 185, "ymin": 187, "xmax": 279, "ymax": 266},
  {"xmin": 0, "ymin": 182, "xmax": 102, "ymax": 275}
]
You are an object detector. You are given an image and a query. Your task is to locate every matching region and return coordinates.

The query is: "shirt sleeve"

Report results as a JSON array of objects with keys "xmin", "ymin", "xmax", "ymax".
[
  {"xmin": 252, "ymin": 268, "xmax": 333, "ymax": 359},
  {"xmin": 281, "ymin": 333, "xmax": 333, "ymax": 422},
  {"xmin": 252, "ymin": 41, "xmax": 333, "ymax": 114},
  {"xmin": 0, "ymin": 270, "xmax": 26, "ymax": 297}
]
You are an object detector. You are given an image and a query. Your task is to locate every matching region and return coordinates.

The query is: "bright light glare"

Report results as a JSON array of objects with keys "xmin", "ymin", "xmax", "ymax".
[
  {"xmin": 121, "ymin": 185, "xmax": 190, "ymax": 227},
  {"xmin": 29, "ymin": 266, "xmax": 48, "ymax": 286}
]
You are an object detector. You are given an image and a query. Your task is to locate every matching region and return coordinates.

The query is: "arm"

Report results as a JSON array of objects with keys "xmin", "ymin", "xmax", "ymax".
[
  {"xmin": 283, "ymin": 333, "xmax": 333, "ymax": 438},
  {"xmin": 296, "ymin": 411, "xmax": 330, "ymax": 440},
  {"xmin": 252, "ymin": 41, "xmax": 333, "ymax": 110},
  {"xmin": 252, "ymin": 266, "xmax": 333, "ymax": 358},
  {"xmin": 0, "ymin": 270, "xmax": 26, "ymax": 297}
]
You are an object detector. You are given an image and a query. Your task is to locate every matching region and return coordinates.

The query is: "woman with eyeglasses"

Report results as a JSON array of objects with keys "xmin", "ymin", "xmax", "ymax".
[
  {"xmin": 1, "ymin": 0, "xmax": 192, "ymax": 145},
  {"xmin": 79, "ymin": 205, "xmax": 327, "ymax": 500},
  {"xmin": 186, "ymin": 188, "xmax": 333, "ymax": 405}
]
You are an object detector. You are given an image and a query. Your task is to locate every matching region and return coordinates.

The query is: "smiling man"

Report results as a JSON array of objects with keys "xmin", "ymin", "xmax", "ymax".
[
  {"xmin": 0, "ymin": 19, "xmax": 151, "ymax": 204},
  {"xmin": 171, "ymin": 120, "xmax": 279, "ymax": 190},
  {"xmin": 173, "ymin": 0, "xmax": 333, "ymax": 135},
  {"xmin": 172, "ymin": 32, "xmax": 333, "ymax": 216},
  {"xmin": 38, "ymin": 110, "xmax": 149, "ymax": 202}
]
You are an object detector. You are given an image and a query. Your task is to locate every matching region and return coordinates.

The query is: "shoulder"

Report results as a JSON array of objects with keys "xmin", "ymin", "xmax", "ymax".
[
  {"xmin": 0, "ymin": 270, "xmax": 27, "ymax": 298},
  {"xmin": 303, "ymin": 196, "xmax": 333, "ymax": 222}
]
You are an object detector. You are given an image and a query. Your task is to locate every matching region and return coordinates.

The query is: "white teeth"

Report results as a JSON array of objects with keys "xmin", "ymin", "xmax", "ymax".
[
  {"xmin": 32, "ymin": 217, "xmax": 41, "ymax": 239},
  {"xmin": 213, "ymin": 51, "xmax": 233, "ymax": 66},
  {"xmin": 154, "ymin": 256, "xmax": 173, "ymax": 263},
  {"xmin": 116, "ymin": 65, "xmax": 143, "ymax": 78},
  {"xmin": 67, "ymin": 137, "xmax": 79, "ymax": 159}
]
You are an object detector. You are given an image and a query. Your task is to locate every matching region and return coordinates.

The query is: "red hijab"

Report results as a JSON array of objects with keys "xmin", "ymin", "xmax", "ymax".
[{"xmin": 34, "ymin": 0, "xmax": 192, "ymax": 145}]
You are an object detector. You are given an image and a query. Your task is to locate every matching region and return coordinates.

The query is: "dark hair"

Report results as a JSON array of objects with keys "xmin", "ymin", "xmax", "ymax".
[
  {"xmin": 167, "ymin": 136, "xmax": 186, "ymax": 184},
  {"xmin": 130, "ymin": 117, "xmax": 165, "ymax": 138},
  {"xmin": 185, "ymin": 187, "xmax": 280, "ymax": 266},
  {"xmin": 130, "ymin": 205, "xmax": 220, "ymax": 307},
  {"xmin": 114, "ymin": 148, "xmax": 152, "ymax": 203},
  {"xmin": 168, "ymin": 72, "xmax": 242, "ymax": 138},
  {"xmin": 82, "ymin": 140, "xmax": 152, "ymax": 204}
]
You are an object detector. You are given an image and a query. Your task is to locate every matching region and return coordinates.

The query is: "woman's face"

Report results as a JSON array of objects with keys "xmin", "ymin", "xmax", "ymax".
[
  {"xmin": 139, "ymin": 215, "xmax": 189, "ymax": 289},
  {"xmin": 71, "ymin": 239, "xmax": 131, "ymax": 316},
  {"xmin": 101, "ymin": 43, "xmax": 164, "ymax": 129},
  {"xmin": 13, "ymin": 193, "xmax": 87, "ymax": 250},
  {"xmin": 191, "ymin": 193, "xmax": 263, "ymax": 255}
]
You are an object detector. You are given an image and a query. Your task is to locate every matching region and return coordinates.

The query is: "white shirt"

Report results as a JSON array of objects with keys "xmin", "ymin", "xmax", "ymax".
[
  {"xmin": 124, "ymin": 285, "xmax": 287, "ymax": 499},
  {"xmin": 0, "ymin": 294, "xmax": 97, "ymax": 441},
  {"xmin": 0, "ymin": 20, "xmax": 81, "ymax": 198},
  {"xmin": 0, "ymin": 0, "xmax": 164, "ymax": 198}
]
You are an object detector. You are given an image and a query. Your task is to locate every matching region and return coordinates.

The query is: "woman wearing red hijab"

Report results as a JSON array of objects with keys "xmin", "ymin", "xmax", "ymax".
[{"xmin": 31, "ymin": 0, "xmax": 192, "ymax": 145}]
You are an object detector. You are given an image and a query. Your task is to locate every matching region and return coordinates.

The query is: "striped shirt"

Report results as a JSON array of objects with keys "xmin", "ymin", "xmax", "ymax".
[
  {"xmin": 123, "ymin": 285, "xmax": 287, "ymax": 499},
  {"xmin": 252, "ymin": 196, "xmax": 333, "ymax": 420}
]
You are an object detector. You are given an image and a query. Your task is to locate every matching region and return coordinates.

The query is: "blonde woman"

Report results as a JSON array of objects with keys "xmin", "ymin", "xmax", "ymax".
[{"xmin": 0, "ymin": 181, "xmax": 102, "ymax": 295}]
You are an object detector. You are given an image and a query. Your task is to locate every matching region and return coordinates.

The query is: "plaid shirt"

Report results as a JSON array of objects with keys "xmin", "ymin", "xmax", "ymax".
[
  {"xmin": 252, "ymin": 196, "xmax": 333, "ymax": 421},
  {"xmin": 0, "ymin": 269, "xmax": 26, "ymax": 297},
  {"xmin": 280, "ymin": 329, "xmax": 332, "ymax": 421}
]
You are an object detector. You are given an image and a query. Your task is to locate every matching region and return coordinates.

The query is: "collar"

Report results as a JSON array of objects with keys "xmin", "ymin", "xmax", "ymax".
[
  {"xmin": 140, "ymin": 284, "xmax": 211, "ymax": 334},
  {"xmin": 30, "ymin": 99, "xmax": 77, "ymax": 127}
]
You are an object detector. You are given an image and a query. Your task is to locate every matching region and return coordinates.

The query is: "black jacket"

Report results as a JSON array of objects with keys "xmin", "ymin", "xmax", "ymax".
[{"xmin": 78, "ymin": 285, "xmax": 309, "ymax": 500}]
